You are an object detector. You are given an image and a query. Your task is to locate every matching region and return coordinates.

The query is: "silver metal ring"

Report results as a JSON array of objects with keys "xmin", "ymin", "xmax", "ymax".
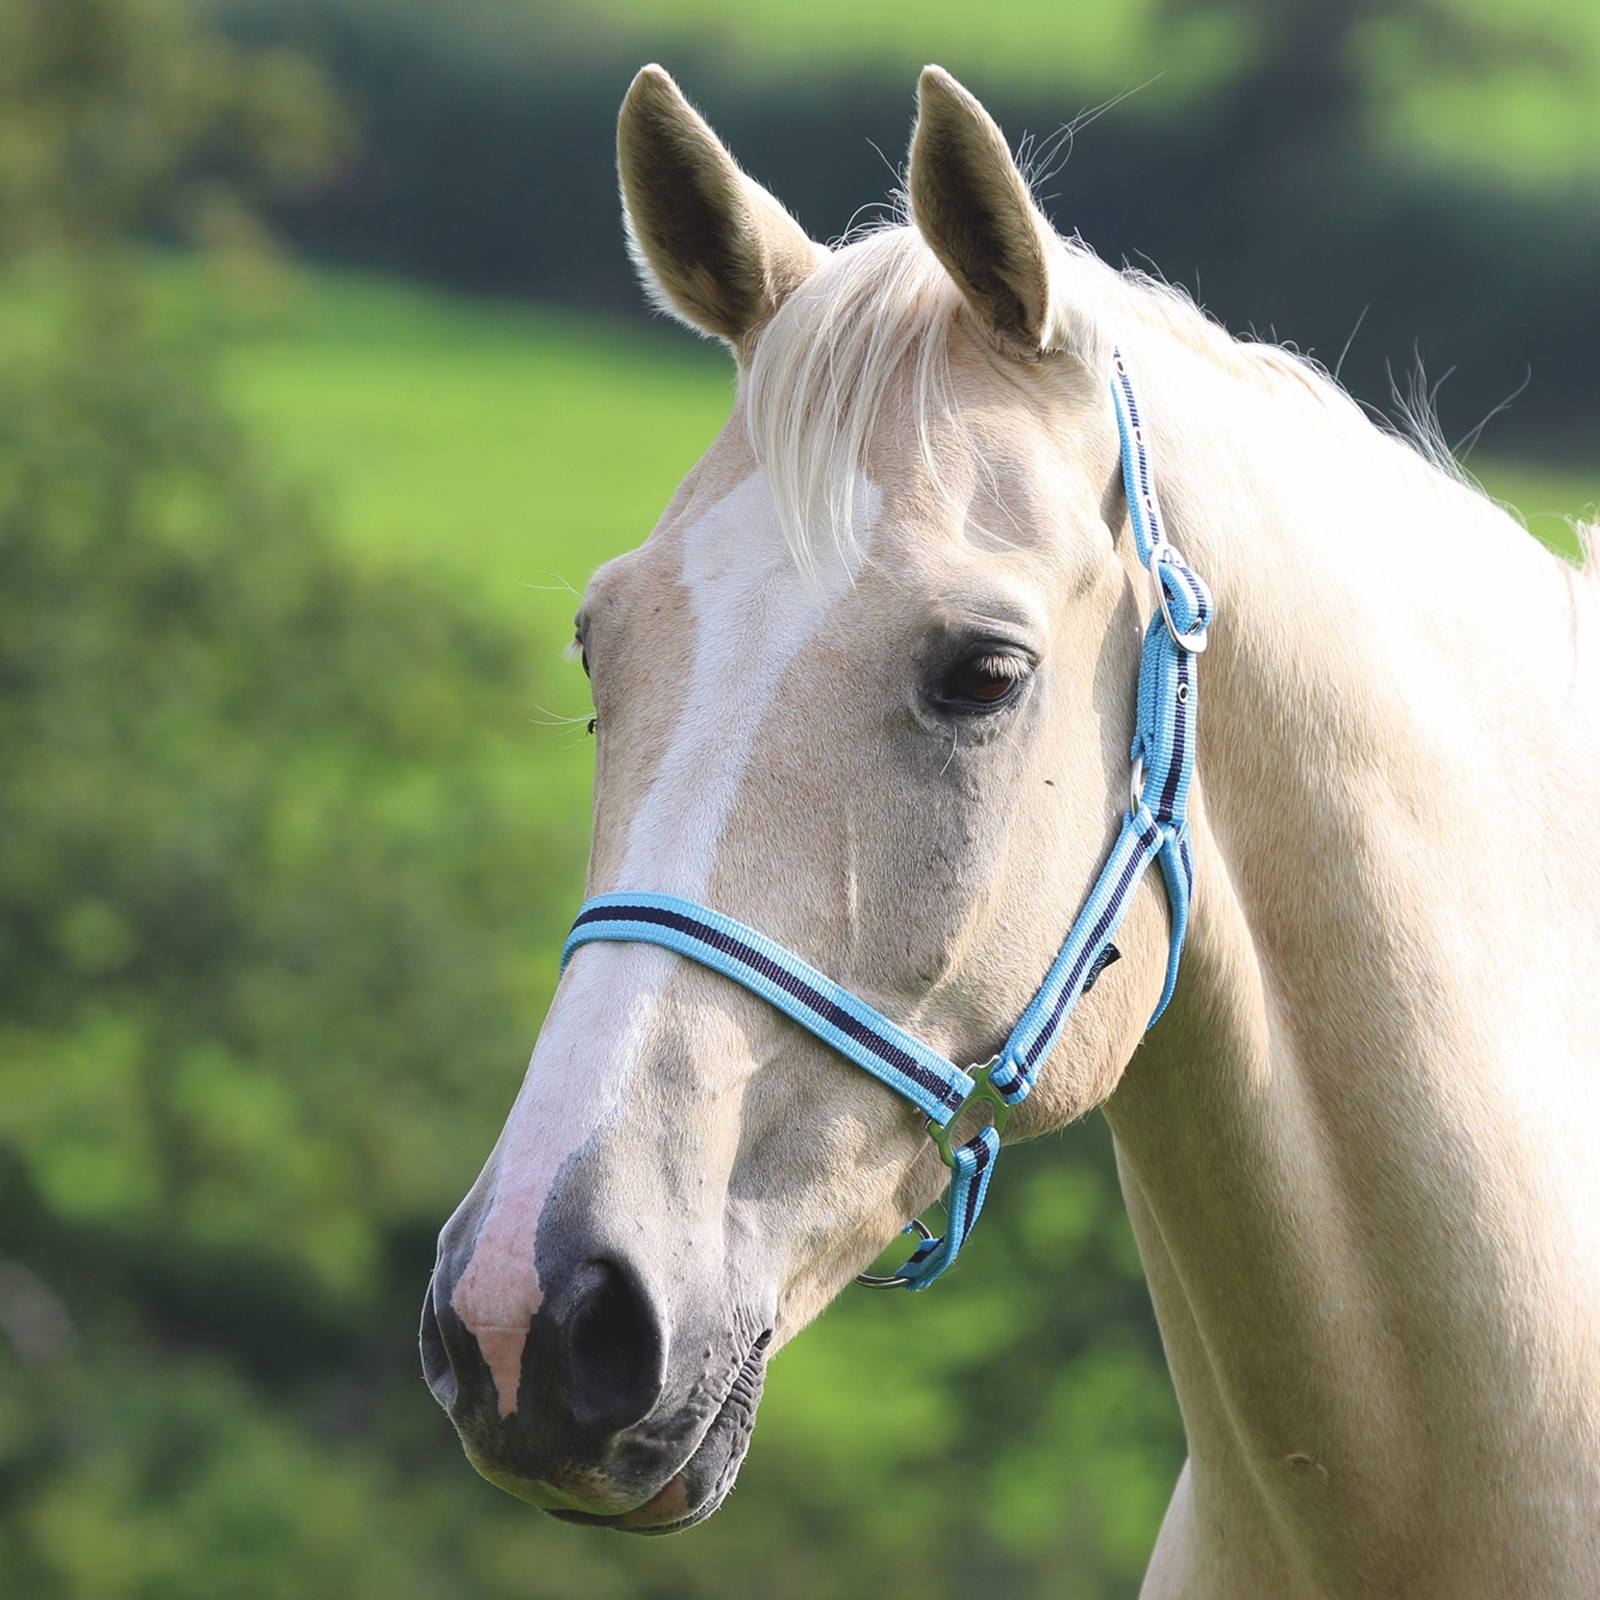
[{"xmin": 854, "ymin": 1217, "xmax": 936, "ymax": 1289}]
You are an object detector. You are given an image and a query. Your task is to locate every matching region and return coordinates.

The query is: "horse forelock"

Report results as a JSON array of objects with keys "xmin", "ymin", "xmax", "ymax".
[{"xmin": 741, "ymin": 228, "xmax": 962, "ymax": 583}]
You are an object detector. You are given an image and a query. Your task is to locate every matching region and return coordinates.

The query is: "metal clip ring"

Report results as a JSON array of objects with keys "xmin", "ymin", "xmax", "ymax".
[
  {"xmin": 926, "ymin": 1059, "xmax": 1011, "ymax": 1170},
  {"xmin": 855, "ymin": 1217, "xmax": 936, "ymax": 1289}
]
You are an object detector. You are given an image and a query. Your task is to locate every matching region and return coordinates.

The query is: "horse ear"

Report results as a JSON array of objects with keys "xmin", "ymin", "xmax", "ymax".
[
  {"xmin": 909, "ymin": 66, "xmax": 1057, "ymax": 358},
  {"xmin": 618, "ymin": 66, "xmax": 825, "ymax": 351}
]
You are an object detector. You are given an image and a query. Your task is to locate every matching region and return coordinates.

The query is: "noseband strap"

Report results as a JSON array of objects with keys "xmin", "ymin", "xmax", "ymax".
[{"xmin": 559, "ymin": 348, "xmax": 1212, "ymax": 1289}]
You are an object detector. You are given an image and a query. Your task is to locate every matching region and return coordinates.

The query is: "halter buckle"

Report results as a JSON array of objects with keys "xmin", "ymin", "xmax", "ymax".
[{"xmin": 1148, "ymin": 544, "xmax": 1208, "ymax": 653}]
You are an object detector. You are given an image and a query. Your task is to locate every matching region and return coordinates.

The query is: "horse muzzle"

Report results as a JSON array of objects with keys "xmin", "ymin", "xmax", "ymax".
[{"xmin": 420, "ymin": 1244, "xmax": 771, "ymax": 1533}]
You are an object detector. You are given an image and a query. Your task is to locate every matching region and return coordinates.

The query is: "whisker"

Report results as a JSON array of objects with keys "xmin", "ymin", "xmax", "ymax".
[{"xmin": 530, "ymin": 703, "xmax": 595, "ymax": 731}]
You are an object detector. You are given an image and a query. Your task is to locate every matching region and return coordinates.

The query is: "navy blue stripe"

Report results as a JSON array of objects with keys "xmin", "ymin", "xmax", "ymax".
[
  {"xmin": 989, "ymin": 1058, "xmax": 1023, "ymax": 1094},
  {"xmin": 571, "ymin": 904, "xmax": 966, "ymax": 1112},
  {"xmin": 960, "ymin": 1137, "xmax": 993, "ymax": 1234},
  {"xmin": 1020, "ymin": 824, "xmax": 1160, "ymax": 1073},
  {"xmin": 1117, "ymin": 369, "xmax": 1159, "ymax": 545},
  {"xmin": 1158, "ymin": 654, "xmax": 1189, "ymax": 821},
  {"xmin": 1119, "ymin": 369, "xmax": 1140, "ymax": 430},
  {"xmin": 1174, "ymin": 562, "xmax": 1209, "ymax": 625}
]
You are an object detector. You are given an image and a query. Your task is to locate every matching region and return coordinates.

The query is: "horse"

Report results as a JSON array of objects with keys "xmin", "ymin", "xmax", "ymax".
[{"xmin": 420, "ymin": 63, "xmax": 1600, "ymax": 1596}]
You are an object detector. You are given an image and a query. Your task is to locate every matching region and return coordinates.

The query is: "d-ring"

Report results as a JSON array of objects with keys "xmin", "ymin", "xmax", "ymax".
[{"xmin": 855, "ymin": 1217, "xmax": 937, "ymax": 1288}]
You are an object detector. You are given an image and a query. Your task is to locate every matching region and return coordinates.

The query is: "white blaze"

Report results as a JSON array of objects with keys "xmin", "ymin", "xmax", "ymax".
[{"xmin": 450, "ymin": 471, "xmax": 874, "ymax": 1415}]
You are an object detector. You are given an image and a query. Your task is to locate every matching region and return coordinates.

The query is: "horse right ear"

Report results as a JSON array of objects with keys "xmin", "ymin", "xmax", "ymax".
[{"xmin": 618, "ymin": 66, "xmax": 826, "ymax": 352}]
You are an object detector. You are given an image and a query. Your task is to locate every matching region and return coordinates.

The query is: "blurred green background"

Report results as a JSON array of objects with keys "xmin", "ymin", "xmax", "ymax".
[{"xmin": 0, "ymin": 2, "xmax": 1595, "ymax": 1596}]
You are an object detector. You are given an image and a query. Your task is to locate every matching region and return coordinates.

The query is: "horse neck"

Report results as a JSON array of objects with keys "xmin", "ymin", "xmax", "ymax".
[{"xmin": 1097, "ymin": 327, "xmax": 1600, "ymax": 1589}]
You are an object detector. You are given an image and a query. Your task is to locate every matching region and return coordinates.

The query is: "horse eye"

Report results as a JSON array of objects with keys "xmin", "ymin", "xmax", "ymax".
[{"xmin": 941, "ymin": 653, "xmax": 1025, "ymax": 708}]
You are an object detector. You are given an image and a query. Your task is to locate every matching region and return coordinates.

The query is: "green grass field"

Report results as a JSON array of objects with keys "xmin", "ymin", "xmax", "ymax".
[
  {"xmin": 227, "ymin": 265, "xmax": 1598, "ymax": 606},
  {"xmin": 227, "ymin": 272, "xmax": 732, "ymax": 633}
]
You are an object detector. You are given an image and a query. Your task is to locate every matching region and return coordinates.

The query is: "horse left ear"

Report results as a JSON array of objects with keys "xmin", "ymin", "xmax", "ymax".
[{"xmin": 909, "ymin": 66, "xmax": 1057, "ymax": 359}]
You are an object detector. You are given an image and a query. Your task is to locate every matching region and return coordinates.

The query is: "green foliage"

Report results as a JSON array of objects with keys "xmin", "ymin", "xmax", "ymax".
[
  {"xmin": 0, "ymin": 269, "xmax": 587, "ymax": 1594},
  {"xmin": 0, "ymin": 276, "xmax": 567, "ymax": 1286},
  {"xmin": 1356, "ymin": 0, "xmax": 1600, "ymax": 185},
  {"xmin": 0, "ymin": 0, "xmax": 348, "ymax": 254}
]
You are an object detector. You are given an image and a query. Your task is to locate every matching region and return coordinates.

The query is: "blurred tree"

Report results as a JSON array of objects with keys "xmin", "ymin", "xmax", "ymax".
[
  {"xmin": 0, "ymin": 2, "xmax": 574, "ymax": 1593},
  {"xmin": 0, "ymin": 0, "xmax": 349, "ymax": 256},
  {"xmin": 0, "ymin": 258, "xmax": 590, "ymax": 1599}
]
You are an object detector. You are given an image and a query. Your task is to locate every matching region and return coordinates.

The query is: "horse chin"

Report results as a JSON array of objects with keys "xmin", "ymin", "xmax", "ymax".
[{"xmin": 548, "ymin": 1331, "xmax": 769, "ymax": 1536}]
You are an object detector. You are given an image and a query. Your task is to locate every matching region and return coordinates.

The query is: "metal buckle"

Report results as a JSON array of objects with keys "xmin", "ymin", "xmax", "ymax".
[{"xmin": 1148, "ymin": 544, "xmax": 1207, "ymax": 653}]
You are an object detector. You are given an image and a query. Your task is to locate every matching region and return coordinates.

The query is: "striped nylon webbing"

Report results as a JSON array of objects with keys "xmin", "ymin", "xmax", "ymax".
[
  {"xmin": 988, "ymin": 348, "xmax": 1212, "ymax": 1103},
  {"xmin": 558, "ymin": 347, "xmax": 1211, "ymax": 1288},
  {"xmin": 562, "ymin": 895, "xmax": 973, "ymax": 1124}
]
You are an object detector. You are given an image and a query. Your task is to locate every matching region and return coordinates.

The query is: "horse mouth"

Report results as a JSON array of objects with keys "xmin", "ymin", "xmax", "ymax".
[{"xmin": 550, "ymin": 1330, "xmax": 770, "ymax": 1536}]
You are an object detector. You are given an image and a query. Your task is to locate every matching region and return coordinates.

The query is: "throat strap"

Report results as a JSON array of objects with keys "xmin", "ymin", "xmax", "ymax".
[{"xmin": 559, "ymin": 347, "xmax": 1211, "ymax": 1290}]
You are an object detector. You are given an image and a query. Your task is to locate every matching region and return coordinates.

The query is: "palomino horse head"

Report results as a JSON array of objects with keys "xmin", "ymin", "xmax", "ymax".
[{"xmin": 421, "ymin": 64, "xmax": 1180, "ymax": 1529}]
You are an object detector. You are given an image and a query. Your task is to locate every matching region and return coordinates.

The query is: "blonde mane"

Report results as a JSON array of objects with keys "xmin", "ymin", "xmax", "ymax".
[{"xmin": 740, "ymin": 224, "xmax": 1530, "ymax": 579}]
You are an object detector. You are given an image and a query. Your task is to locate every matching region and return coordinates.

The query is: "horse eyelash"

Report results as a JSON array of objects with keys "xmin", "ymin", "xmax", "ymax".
[{"xmin": 972, "ymin": 652, "xmax": 1026, "ymax": 680}]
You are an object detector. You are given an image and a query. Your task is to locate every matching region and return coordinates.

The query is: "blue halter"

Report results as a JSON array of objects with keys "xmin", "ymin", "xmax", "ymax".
[{"xmin": 560, "ymin": 348, "xmax": 1212, "ymax": 1289}]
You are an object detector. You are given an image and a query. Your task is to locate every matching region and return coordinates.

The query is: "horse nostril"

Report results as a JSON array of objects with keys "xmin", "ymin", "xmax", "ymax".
[
  {"xmin": 562, "ymin": 1259, "xmax": 664, "ymax": 1434},
  {"xmin": 419, "ymin": 1280, "xmax": 457, "ymax": 1408}
]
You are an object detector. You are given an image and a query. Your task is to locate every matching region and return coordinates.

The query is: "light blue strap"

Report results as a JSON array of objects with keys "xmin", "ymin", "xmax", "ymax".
[
  {"xmin": 1112, "ymin": 349, "xmax": 1169, "ymax": 566},
  {"xmin": 967, "ymin": 349, "xmax": 1212, "ymax": 1101},
  {"xmin": 561, "ymin": 894, "xmax": 989, "ymax": 1291},
  {"xmin": 988, "ymin": 811, "xmax": 1165, "ymax": 1101},
  {"xmin": 563, "ymin": 893, "xmax": 974, "ymax": 1125},
  {"xmin": 894, "ymin": 1125, "xmax": 1000, "ymax": 1288}
]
